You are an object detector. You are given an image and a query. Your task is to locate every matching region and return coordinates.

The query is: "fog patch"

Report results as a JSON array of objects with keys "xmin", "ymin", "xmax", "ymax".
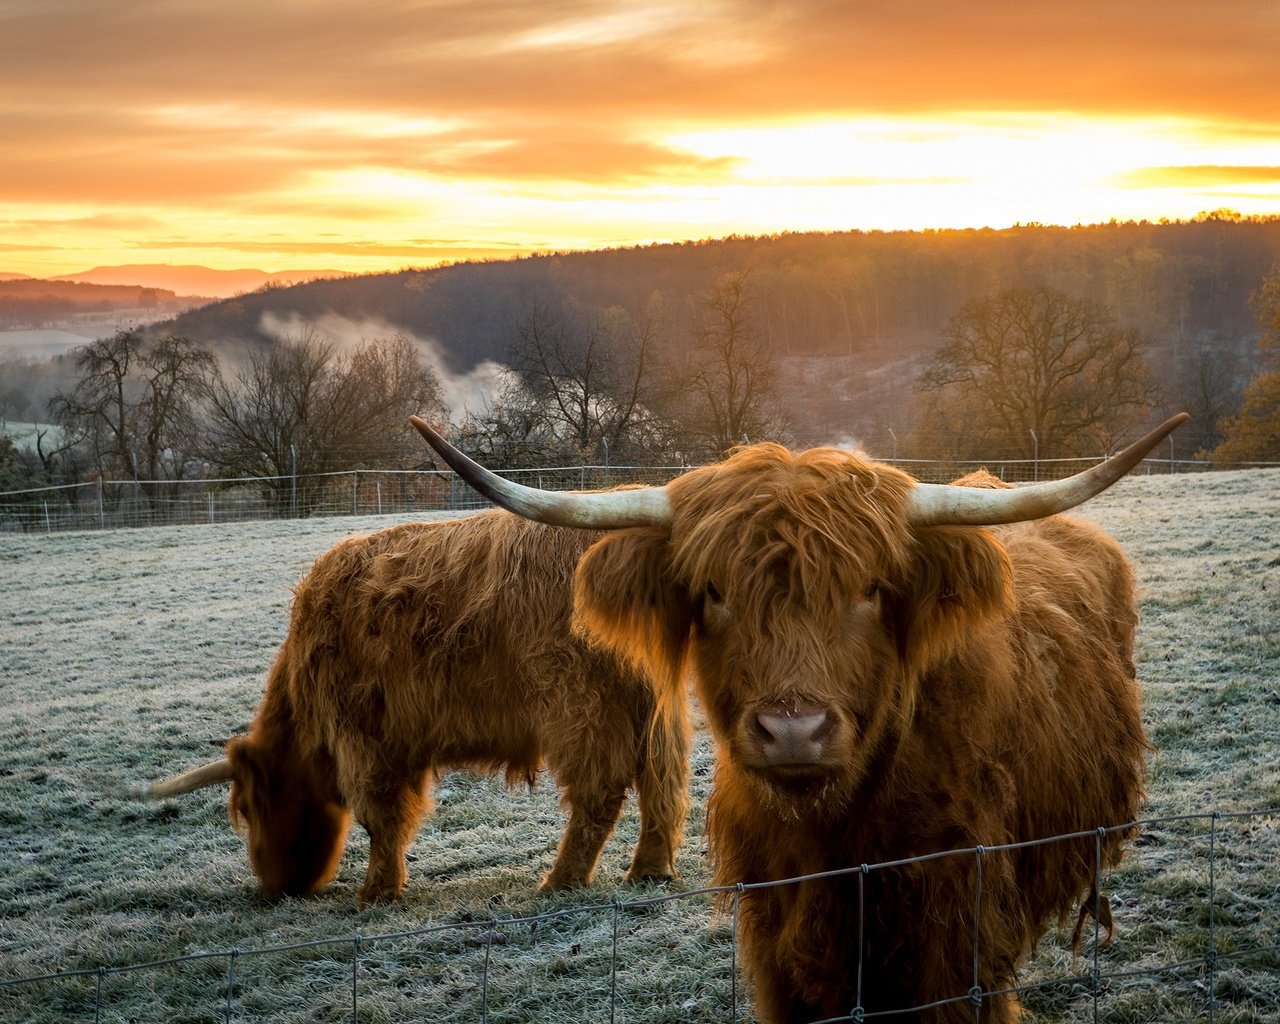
[{"xmin": 258, "ymin": 311, "xmax": 512, "ymax": 420}]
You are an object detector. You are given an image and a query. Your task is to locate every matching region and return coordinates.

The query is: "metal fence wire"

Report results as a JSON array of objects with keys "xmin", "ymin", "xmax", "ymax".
[
  {"xmin": 3, "ymin": 808, "xmax": 1277, "ymax": 1023},
  {"xmin": 3, "ymin": 455, "xmax": 1277, "ymax": 535}
]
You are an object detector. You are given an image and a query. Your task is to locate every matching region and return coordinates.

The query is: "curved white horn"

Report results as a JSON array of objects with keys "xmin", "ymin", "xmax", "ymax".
[
  {"xmin": 125, "ymin": 758, "xmax": 236, "ymax": 800},
  {"xmin": 409, "ymin": 416, "xmax": 672, "ymax": 529},
  {"xmin": 907, "ymin": 413, "xmax": 1190, "ymax": 527}
]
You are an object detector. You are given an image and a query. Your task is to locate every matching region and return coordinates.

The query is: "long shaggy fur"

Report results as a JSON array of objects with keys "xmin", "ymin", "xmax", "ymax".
[
  {"xmin": 571, "ymin": 448, "xmax": 1146, "ymax": 1023},
  {"xmin": 226, "ymin": 511, "xmax": 690, "ymax": 906}
]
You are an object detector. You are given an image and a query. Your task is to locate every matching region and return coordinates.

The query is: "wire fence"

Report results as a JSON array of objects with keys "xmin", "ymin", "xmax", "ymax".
[
  {"xmin": 4, "ymin": 808, "xmax": 1277, "ymax": 1023},
  {"xmin": 3, "ymin": 454, "xmax": 1276, "ymax": 535}
]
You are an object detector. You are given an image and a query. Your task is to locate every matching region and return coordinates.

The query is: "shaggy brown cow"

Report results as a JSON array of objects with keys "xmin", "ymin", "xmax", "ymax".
[
  {"xmin": 134, "ymin": 512, "xmax": 690, "ymax": 906},
  {"xmin": 409, "ymin": 413, "xmax": 1187, "ymax": 1023}
]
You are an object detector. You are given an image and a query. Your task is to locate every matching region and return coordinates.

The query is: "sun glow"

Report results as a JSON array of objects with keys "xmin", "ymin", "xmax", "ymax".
[
  {"xmin": 4, "ymin": 109, "xmax": 1279, "ymax": 279},
  {"xmin": 655, "ymin": 114, "xmax": 1280, "ymax": 232},
  {"xmin": 3, "ymin": 1, "xmax": 1278, "ymax": 280}
]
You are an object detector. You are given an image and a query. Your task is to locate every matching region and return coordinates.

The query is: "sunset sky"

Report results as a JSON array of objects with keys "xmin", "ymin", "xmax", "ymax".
[{"xmin": 3, "ymin": 0, "xmax": 1279, "ymax": 280}]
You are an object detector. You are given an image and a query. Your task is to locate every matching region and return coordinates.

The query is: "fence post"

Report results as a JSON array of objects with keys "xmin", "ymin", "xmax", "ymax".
[
  {"xmin": 609, "ymin": 898, "xmax": 623, "ymax": 1024},
  {"xmin": 43, "ymin": 501, "xmax": 51, "ymax": 534},
  {"xmin": 731, "ymin": 886, "xmax": 741, "ymax": 1023},
  {"xmin": 1207, "ymin": 812, "xmax": 1220, "ymax": 1022},
  {"xmin": 376, "ymin": 479, "xmax": 382, "ymax": 515},
  {"xmin": 482, "ymin": 922, "xmax": 497, "ymax": 1024},
  {"xmin": 353, "ymin": 471, "xmax": 359, "ymax": 516},
  {"xmin": 971, "ymin": 846, "xmax": 985, "ymax": 1021},
  {"xmin": 208, "ymin": 493, "xmax": 215, "ymax": 525},
  {"xmin": 224, "ymin": 949, "xmax": 239, "ymax": 1024},
  {"xmin": 98, "ymin": 476, "xmax": 105, "ymax": 529},
  {"xmin": 351, "ymin": 932, "xmax": 361, "ymax": 1021}
]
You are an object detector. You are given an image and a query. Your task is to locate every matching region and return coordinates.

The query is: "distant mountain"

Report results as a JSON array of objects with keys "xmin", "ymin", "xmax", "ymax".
[
  {"xmin": 59, "ymin": 264, "xmax": 347, "ymax": 299},
  {"xmin": 0, "ymin": 272, "xmax": 32, "ymax": 282}
]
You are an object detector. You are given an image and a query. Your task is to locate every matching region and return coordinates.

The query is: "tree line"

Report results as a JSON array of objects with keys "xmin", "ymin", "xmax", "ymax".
[
  {"xmin": 145, "ymin": 215, "xmax": 1280, "ymax": 461},
  {"xmin": 0, "ymin": 279, "xmax": 188, "ymax": 329},
  {"xmin": 4, "ymin": 261, "xmax": 1279, "ymax": 513},
  {"xmin": 3, "ymin": 271, "xmax": 793, "ymax": 512}
]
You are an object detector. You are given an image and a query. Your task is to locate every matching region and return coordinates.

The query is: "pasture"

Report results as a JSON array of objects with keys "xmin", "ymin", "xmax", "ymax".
[{"xmin": 1, "ymin": 469, "xmax": 1278, "ymax": 1023}]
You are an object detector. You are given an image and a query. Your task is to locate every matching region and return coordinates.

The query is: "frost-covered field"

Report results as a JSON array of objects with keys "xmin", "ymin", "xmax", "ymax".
[{"xmin": 1, "ymin": 471, "xmax": 1278, "ymax": 1023}]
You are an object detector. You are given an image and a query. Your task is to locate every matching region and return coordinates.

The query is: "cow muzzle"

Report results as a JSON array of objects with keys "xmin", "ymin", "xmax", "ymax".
[{"xmin": 748, "ymin": 706, "xmax": 835, "ymax": 769}]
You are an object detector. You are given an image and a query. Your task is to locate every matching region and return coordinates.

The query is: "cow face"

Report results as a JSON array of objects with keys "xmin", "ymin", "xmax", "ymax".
[
  {"xmin": 573, "ymin": 449, "xmax": 1012, "ymax": 810},
  {"xmin": 226, "ymin": 738, "xmax": 351, "ymax": 899}
]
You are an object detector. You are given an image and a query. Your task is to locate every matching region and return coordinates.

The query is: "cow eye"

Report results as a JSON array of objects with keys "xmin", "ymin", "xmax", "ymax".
[
  {"xmin": 864, "ymin": 580, "xmax": 880, "ymax": 599},
  {"xmin": 706, "ymin": 581, "xmax": 723, "ymax": 603}
]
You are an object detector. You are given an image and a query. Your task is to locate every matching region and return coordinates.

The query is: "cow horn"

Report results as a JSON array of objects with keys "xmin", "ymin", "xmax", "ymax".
[
  {"xmin": 409, "ymin": 416, "xmax": 673, "ymax": 528},
  {"xmin": 126, "ymin": 758, "xmax": 236, "ymax": 800},
  {"xmin": 906, "ymin": 413, "xmax": 1190, "ymax": 527}
]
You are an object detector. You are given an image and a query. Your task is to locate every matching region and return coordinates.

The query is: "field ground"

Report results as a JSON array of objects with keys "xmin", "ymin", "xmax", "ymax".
[
  {"xmin": 1, "ymin": 469, "xmax": 1277, "ymax": 1023},
  {"xmin": 0, "ymin": 330, "xmax": 95, "ymax": 361}
]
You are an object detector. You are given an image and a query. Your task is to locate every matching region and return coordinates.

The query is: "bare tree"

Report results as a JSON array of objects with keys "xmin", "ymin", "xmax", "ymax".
[
  {"xmin": 199, "ymin": 331, "xmax": 443, "ymax": 514},
  {"xmin": 452, "ymin": 369, "xmax": 561, "ymax": 467},
  {"xmin": 675, "ymin": 270, "xmax": 789, "ymax": 459},
  {"xmin": 916, "ymin": 287, "xmax": 1157, "ymax": 460},
  {"xmin": 49, "ymin": 329, "xmax": 140, "ymax": 479},
  {"xmin": 1170, "ymin": 346, "xmax": 1236, "ymax": 455},
  {"xmin": 509, "ymin": 298, "xmax": 665, "ymax": 462},
  {"xmin": 49, "ymin": 329, "xmax": 215, "ymax": 501}
]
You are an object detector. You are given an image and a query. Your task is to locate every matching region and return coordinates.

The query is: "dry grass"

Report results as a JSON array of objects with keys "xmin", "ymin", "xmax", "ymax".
[{"xmin": 1, "ymin": 469, "xmax": 1277, "ymax": 1023}]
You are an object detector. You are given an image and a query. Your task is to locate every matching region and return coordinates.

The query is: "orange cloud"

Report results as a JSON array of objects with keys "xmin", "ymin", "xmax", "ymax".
[
  {"xmin": 1121, "ymin": 165, "xmax": 1280, "ymax": 188},
  {"xmin": 1, "ymin": 1, "xmax": 1277, "ymax": 277}
]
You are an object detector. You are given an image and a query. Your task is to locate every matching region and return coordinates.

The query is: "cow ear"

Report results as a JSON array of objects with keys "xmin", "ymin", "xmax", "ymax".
[
  {"xmin": 888, "ymin": 526, "xmax": 1014, "ymax": 671},
  {"xmin": 573, "ymin": 528, "xmax": 694, "ymax": 705},
  {"xmin": 225, "ymin": 737, "xmax": 263, "ymax": 834}
]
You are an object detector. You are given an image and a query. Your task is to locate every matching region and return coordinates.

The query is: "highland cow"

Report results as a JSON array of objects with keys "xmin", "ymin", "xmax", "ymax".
[
  {"xmin": 136, "ymin": 512, "xmax": 690, "ymax": 906},
  {"xmin": 409, "ymin": 413, "xmax": 1187, "ymax": 1022}
]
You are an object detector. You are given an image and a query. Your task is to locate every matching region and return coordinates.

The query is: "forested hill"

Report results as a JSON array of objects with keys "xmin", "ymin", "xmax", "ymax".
[{"xmin": 160, "ymin": 217, "xmax": 1280, "ymax": 451}]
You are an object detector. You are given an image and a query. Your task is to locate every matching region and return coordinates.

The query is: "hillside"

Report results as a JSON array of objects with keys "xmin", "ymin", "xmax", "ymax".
[
  {"xmin": 158, "ymin": 218, "xmax": 1280, "ymax": 453},
  {"xmin": 5, "ymin": 219, "xmax": 1278, "ymax": 456}
]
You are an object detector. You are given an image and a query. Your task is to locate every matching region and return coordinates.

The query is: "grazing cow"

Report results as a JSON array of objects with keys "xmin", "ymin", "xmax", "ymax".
[
  {"xmin": 133, "ymin": 512, "xmax": 690, "ymax": 906},
  {"xmin": 409, "ymin": 413, "xmax": 1187, "ymax": 1023}
]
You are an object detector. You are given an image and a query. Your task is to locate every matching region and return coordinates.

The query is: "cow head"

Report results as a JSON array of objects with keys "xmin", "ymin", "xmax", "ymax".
[
  {"xmin": 134, "ymin": 737, "xmax": 351, "ymax": 899},
  {"xmin": 225, "ymin": 737, "xmax": 351, "ymax": 898},
  {"xmin": 409, "ymin": 414, "xmax": 1185, "ymax": 812},
  {"xmin": 551, "ymin": 447, "xmax": 1015, "ymax": 811}
]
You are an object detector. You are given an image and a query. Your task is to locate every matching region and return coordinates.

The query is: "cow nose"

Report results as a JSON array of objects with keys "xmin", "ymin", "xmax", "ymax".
[{"xmin": 754, "ymin": 710, "xmax": 832, "ymax": 765}]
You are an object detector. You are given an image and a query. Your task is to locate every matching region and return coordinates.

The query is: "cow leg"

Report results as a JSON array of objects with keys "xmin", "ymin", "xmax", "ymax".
[
  {"xmin": 625, "ymin": 712, "xmax": 690, "ymax": 883},
  {"xmin": 349, "ymin": 772, "xmax": 433, "ymax": 906},
  {"xmin": 540, "ymin": 783, "xmax": 627, "ymax": 892},
  {"xmin": 741, "ymin": 938, "xmax": 815, "ymax": 1024}
]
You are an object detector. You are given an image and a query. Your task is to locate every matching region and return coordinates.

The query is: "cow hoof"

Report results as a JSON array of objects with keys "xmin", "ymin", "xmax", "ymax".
[
  {"xmin": 538, "ymin": 873, "xmax": 587, "ymax": 894},
  {"xmin": 358, "ymin": 886, "xmax": 402, "ymax": 908},
  {"xmin": 624, "ymin": 870, "xmax": 676, "ymax": 886}
]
